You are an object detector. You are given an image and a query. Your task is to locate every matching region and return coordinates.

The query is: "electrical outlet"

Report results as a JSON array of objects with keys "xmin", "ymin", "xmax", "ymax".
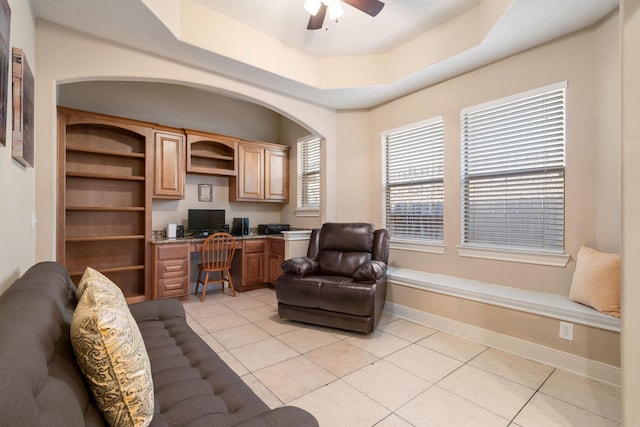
[{"xmin": 559, "ymin": 321, "xmax": 574, "ymax": 341}]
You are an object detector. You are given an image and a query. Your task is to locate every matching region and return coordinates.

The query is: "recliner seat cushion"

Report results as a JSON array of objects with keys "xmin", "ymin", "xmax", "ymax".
[{"xmin": 277, "ymin": 274, "xmax": 376, "ymax": 317}]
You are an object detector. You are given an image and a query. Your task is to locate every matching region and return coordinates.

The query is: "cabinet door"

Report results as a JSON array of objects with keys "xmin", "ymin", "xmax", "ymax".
[
  {"xmin": 268, "ymin": 238, "xmax": 285, "ymax": 284},
  {"xmin": 244, "ymin": 252, "xmax": 266, "ymax": 286},
  {"xmin": 236, "ymin": 144, "xmax": 264, "ymax": 200},
  {"xmin": 265, "ymin": 148, "xmax": 289, "ymax": 201},
  {"xmin": 154, "ymin": 131, "xmax": 185, "ymax": 199}
]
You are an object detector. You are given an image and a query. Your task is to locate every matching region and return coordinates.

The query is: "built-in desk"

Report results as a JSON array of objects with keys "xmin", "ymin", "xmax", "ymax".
[{"xmin": 152, "ymin": 235, "xmax": 287, "ymax": 300}]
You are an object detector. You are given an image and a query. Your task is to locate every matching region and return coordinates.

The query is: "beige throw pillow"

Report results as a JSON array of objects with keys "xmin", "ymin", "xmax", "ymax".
[
  {"xmin": 569, "ymin": 246, "xmax": 620, "ymax": 318},
  {"xmin": 71, "ymin": 268, "xmax": 154, "ymax": 427}
]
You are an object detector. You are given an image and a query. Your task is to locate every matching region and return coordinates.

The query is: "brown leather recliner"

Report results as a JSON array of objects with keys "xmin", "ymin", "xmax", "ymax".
[{"xmin": 275, "ymin": 222, "xmax": 390, "ymax": 334}]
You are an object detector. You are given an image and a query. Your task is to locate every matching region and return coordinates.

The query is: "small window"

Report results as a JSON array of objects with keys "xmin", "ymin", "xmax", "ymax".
[
  {"xmin": 297, "ymin": 136, "xmax": 321, "ymax": 214},
  {"xmin": 460, "ymin": 82, "xmax": 566, "ymax": 254},
  {"xmin": 382, "ymin": 117, "xmax": 444, "ymax": 243}
]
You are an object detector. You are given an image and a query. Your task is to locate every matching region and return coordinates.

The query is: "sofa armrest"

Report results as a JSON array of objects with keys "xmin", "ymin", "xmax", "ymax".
[
  {"xmin": 353, "ymin": 260, "xmax": 387, "ymax": 281},
  {"xmin": 128, "ymin": 298, "xmax": 186, "ymax": 322},
  {"xmin": 281, "ymin": 257, "xmax": 319, "ymax": 276},
  {"xmin": 233, "ymin": 406, "xmax": 318, "ymax": 427}
]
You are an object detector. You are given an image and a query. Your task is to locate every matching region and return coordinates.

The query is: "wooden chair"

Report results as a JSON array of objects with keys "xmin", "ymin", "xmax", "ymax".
[{"xmin": 195, "ymin": 232, "xmax": 237, "ymax": 301}]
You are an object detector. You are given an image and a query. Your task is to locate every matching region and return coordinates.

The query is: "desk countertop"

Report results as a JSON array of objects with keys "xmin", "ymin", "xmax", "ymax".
[{"xmin": 152, "ymin": 234, "xmax": 283, "ymax": 245}]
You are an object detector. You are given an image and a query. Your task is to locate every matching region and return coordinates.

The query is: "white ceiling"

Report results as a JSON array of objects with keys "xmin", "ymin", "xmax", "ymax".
[{"xmin": 30, "ymin": 0, "xmax": 619, "ymax": 110}]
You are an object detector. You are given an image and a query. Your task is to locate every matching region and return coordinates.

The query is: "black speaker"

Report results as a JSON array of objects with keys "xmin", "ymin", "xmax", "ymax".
[
  {"xmin": 176, "ymin": 225, "xmax": 184, "ymax": 238},
  {"xmin": 232, "ymin": 217, "xmax": 250, "ymax": 236}
]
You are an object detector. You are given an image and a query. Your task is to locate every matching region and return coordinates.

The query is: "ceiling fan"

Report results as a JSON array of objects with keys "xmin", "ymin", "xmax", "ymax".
[{"xmin": 304, "ymin": 0, "xmax": 385, "ymax": 30}]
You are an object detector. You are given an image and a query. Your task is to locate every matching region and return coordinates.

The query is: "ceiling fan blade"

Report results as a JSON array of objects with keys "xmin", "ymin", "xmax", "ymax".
[
  {"xmin": 343, "ymin": 0, "xmax": 385, "ymax": 17},
  {"xmin": 307, "ymin": 4, "xmax": 327, "ymax": 30}
]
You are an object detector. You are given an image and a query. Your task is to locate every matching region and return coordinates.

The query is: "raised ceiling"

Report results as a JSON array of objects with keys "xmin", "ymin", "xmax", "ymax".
[{"xmin": 31, "ymin": 0, "xmax": 619, "ymax": 109}]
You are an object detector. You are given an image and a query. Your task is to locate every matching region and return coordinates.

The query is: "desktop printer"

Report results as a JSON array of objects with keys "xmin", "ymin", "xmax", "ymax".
[{"xmin": 258, "ymin": 224, "xmax": 290, "ymax": 235}]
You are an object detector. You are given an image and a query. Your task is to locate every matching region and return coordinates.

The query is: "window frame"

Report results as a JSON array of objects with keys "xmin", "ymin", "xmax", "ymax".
[
  {"xmin": 381, "ymin": 116, "xmax": 446, "ymax": 254},
  {"xmin": 458, "ymin": 81, "xmax": 570, "ymax": 267},
  {"xmin": 296, "ymin": 135, "xmax": 321, "ymax": 217}
]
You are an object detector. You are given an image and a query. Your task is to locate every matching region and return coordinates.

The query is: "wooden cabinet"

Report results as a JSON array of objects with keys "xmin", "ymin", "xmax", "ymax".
[
  {"xmin": 152, "ymin": 243, "xmax": 190, "ymax": 300},
  {"xmin": 153, "ymin": 129, "xmax": 185, "ymax": 199},
  {"xmin": 57, "ymin": 107, "xmax": 153, "ymax": 303},
  {"xmin": 268, "ymin": 238, "xmax": 285, "ymax": 285},
  {"xmin": 231, "ymin": 238, "xmax": 267, "ymax": 291},
  {"xmin": 229, "ymin": 141, "xmax": 289, "ymax": 202},
  {"xmin": 186, "ymin": 129, "xmax": 238, "ymax": 176}
]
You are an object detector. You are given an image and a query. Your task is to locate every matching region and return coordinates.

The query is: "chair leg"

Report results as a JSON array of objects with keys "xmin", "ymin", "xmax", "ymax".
[
  {"xmin": 225, "ymin": 269, "xmax": 236, "ymax": 297},
  {"xmin": 195, "ymin": 269, "xmax": 203, "ymax": 296},
  {"xmin": 200, "ymin": 272, "xmax": 210, "ymax": 302}
]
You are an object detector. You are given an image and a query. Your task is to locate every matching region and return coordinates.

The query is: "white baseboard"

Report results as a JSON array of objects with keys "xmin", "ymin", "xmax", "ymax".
[{"xmin": 384, "ymin": 301, "xmax": 621, "ymax": 386}]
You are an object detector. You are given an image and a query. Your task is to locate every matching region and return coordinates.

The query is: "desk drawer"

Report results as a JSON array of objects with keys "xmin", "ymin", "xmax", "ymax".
[
  {"xmin": 157, "ymin": 243, "xmax": 189, "ymax": 260},
  {"xmin": 158, "ymin": 258, "xmax": 188, "ymax": 279},
  {"xmin": 244, "ymin": 239, "xmax": 266, "ymax": 253},
  {"xmin": 158, "ymin": 276, "xmax": 189, "ymax": 298}
]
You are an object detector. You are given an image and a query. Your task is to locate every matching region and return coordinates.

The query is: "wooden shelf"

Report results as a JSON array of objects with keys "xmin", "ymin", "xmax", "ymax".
[
  {"xmin": 66, "ymin": 171, "xmax": 145, "ymax": 181},
  {"xmin": 190, "ymin": 152, "xmax": 234, "ymax": 161},
  {"xmin": 66, "ymin": 206, "xmax": 145, "ymax": 212},
  {"xmin": 65, "ymin": 235, "xmax": 145, "ymax": 243},
  {"xmin": 66, "ymin": 146, "xmax": 145, "ymax": 159},
  {"xmin": 68, "ymin": 264, "xmax": 145, "ymax": 278}
]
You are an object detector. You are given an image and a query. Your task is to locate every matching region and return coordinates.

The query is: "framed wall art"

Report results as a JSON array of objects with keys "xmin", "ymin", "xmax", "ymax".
[
  {"xmin": 12, "ymin": 47, "xmax": 34, "ymax": 167},
  {"xmin": 0, "ymin": 0, "xmax": 10, "ymax": 147},
  {"xmin": 198, "ymin": 184, "xmax": 213, "ymax": 202}
]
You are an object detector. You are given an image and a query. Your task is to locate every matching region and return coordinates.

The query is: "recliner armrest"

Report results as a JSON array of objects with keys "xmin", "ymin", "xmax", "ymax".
[
  {"xmin": 281, "ymin": 257, "xmax": 319, "ymax": 276},
  {"xmin": 353, "ymin": 260, "xmax": 387, "ymax": 281}
]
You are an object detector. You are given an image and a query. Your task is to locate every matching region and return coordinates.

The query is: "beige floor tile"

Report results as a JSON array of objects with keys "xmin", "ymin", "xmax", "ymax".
[
  {"xmin": 184, "ymin": 300, "xmax": 232, "ymax": 320},
  {"xmin": 289, "ymin": 379, "xmax": 391, "ymax": 427},
  {"xmin": 439, "ymin": 365, "xmax": 535, "ymax": 419},
  {"xmin": 229, "ymin": 337, "xmax": 298, "ymax": 372},
  {"xmin": 539, "ymin": 370, "xmax": 621, "ymax": 423},
  {"xmin": 197, "ymin": 312, "xmax": 251, "ymax": 333},
  {"xmin": 373, "ymin": 413, "xmax": 414, "ymax": 427},
  {"xmin": 199, "ymin": 333, "xmax": 225, "ymax": 353},
  {"xmin": 396, "ymin": 386, "xmax": 509, "ymax": 427},
  {"xmin": 514, "ymin": 393, "xmax": 620, "ymax": 427},
  {"xmin": 216, "ymin": 350, "xmax": 249, "ymax": 376},
  {"xmin": 378, "ymin": 311, "xmax": 398, "ymax": 326},
  {"xmin": 378, "ymin": 318, "xmax": 437, "ymax": 342},
  {"xmin": 276, "ymin": 327, "xmax": 342, "ymax": 353},
  {"xmin": 241, "ymin": 373, "xmax": 283, "ymax": 409},
  {"xmin": 211, "ymin": 323, "xmax": 271, "ymax": 349},
  {"xmin": 343, "ymin": 359, "xmax": 431, "ymax": 411},
  {"xmin": 469, "ymin": 348, "xmax": 554, "ymax": 389},
  {"xmin": 253, "ymin": 355, "xmax": 336, "ymax": 403},
  {"xmin": 384, "ymin": 343, "xmax": 463, "ymax": 383},
  {"xmin": 236, "ymin": 305, "xmax": 278, "ymax": 322},
  {"xmin": 417, "ymin": 331, "xmax": 487, "ymax": 361},
  {"xmin": 256, "ymin": 316, "xmax": 302, "ymax": 336},
  {"xmin": 346, "ymin": 330, "xmax": 411, "ymax": 358},
  {"xmin": 219, "ymin": 296, "xmax": 266, "ymax": 312},
  {"xmin": 185, "ymin": 318, "xmax": 208, "ymax": 336},
  {"xmin": 306, "ymin": 340, "xmax": 379, "ymax": 377}
]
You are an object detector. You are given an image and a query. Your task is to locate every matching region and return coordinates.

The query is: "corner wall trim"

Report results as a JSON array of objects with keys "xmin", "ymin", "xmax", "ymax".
[
  {"xmin": 384, "ymin": 301, "xmax": 621, "ymax": 386},
  {"xmin": 386, "ymin": 267, "xmax": 621, "ymax": 332}
]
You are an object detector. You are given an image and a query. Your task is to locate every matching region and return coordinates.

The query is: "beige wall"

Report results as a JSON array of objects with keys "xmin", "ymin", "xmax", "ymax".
[
  {"xmin": 620, "ymin": 0, "xmax": 639, "ymax": 423},
  {"xmin": 0, "ymin": 1, "xmax": 37, "ymax": 294}
]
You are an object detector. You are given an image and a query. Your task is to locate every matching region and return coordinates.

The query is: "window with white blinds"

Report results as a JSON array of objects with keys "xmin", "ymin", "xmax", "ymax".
[
  {"xmin": 461, "ymin": 82, "xmax": 566, "ymax": 253},
  {"xmin": 297, "ymin": 136, "xmax": 321, "ymax": 211},
  {"xmin": 382, "ymin": 117, "xmax": 444, "ymax": 242}
]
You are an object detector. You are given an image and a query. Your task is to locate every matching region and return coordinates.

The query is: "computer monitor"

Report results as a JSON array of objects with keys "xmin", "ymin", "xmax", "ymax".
[{"xmin": 187, "ymin": 209, "xmax": 226, "ymax": 236}]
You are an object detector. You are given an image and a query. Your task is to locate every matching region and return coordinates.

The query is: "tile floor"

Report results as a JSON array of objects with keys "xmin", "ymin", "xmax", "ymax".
[{"xmin": 183, "ymin": 287, "xmax": 621, "ymax": 427}]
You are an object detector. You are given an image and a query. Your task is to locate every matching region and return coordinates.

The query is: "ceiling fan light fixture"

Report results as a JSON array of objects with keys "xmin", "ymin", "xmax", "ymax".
[
  {"xmin": 304, "ymin": 0, "xmax": 322, "ymax": 16},
  {"xmin": 327, "ymin": 0, "xmax": 344, "ymax": 20}
]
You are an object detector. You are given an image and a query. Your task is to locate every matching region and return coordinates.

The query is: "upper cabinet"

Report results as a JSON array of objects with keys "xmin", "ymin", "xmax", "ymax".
[
  {"xmin": 229, "ymin": 141, "xmax": 290, "ymax": 202},
  {"xmin": 186, "ymin": 129, "xmax": 238, "ymax": 176},
  {"xmin": 153, "ymin": 128, "xmax": 185, "ymax": 199}
]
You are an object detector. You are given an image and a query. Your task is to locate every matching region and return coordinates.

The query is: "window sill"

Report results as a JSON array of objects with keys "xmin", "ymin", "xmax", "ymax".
[
  {"xmin": 390, "ymin": 240, "xmax": 446, "ymax": 254},
  {"xmin": 457, "ymin": 245, "xmax": 570, "ymax": 267},
  {"xmin": 295, "ymin": 208, "xmax": 320, "ymax": 217}
]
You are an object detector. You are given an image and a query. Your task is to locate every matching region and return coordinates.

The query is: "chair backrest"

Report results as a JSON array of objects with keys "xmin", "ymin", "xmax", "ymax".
[
  {"xmin": 201, "ymin": 232, "xmax": 237, "ymax": 271},
  {"xmin": 307, "ymin": 223, "xmax": 389, "ymax": 276}
]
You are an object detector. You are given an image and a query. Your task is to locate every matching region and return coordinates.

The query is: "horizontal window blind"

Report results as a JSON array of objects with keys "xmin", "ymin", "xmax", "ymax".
[
  {"xmin": 383, "ymin": 118, "xmax": 444, "ymax": 242},
  {"xmin": 297, "ymin": 136, "xmax": 321, "ymax": 209},
  {"xmin": 461, "ymin": 82, "xmax": 566, "ymax": 252}
]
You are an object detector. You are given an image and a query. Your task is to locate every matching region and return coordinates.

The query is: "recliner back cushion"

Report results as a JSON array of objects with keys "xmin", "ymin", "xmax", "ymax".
[
  {"xmin": 317, "ymin": 251, "xmax": 372, "ymax": 276},
  {"xmin": 319, "ymin": 223, "xmax": 374, "ymax": 253}
]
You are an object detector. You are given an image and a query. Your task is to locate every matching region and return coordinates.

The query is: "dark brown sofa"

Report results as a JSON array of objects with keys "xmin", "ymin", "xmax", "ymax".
[
  {"xmin": 0, "ymin": 262, "xmax": 317, "ymax": 427},
  {"xmin": 276, "ymin": 223, "xmax": 390, "ymax": 334}
]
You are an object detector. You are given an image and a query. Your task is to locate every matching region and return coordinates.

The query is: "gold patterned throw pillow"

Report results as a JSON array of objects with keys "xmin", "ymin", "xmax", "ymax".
[{"xmin": 71, "ymin": 268, "xmax": 154, "ymax": 427}]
